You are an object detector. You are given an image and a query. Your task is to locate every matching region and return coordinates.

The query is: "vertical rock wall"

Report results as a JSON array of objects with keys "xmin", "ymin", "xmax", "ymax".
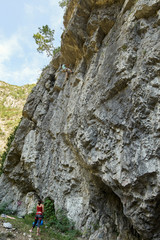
[{"xmin": 0, "ymin": 0, "xmax": 160, "ymax": 239}]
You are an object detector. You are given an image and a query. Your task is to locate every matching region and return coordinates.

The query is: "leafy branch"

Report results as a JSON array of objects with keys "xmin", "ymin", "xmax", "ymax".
[
  {"xmin": 58, "ymin": 0, "xmax": 69, "ymax": 8},
  {"xmin": 33, "ymin": 25, "xmax": 55, "ymax": 57}
]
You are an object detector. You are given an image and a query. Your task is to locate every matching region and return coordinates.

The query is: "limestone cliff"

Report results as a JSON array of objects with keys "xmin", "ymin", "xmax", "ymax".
[{"xmin": 0, "ymin": 0, "xmax": 160, "ymax": 239}]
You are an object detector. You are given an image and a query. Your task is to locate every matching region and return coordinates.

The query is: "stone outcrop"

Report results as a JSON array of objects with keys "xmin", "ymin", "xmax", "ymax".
[{"xmin": 0, "ymin": 0, "xmax": 160, "ymax": 239}]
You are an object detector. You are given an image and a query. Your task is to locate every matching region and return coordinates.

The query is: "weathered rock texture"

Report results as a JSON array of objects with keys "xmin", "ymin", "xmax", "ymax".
[{"xmin": 0, "ymin": 0, "xmax": 160, "ymax": 239}]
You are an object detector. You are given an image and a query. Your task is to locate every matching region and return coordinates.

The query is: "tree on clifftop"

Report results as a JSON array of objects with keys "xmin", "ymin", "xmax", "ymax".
[
  {"xmin": 33, "ymin": 25, "xmax": 55, "ymax": 57},
  {"xmin": 33, "ymin": 1, "xmax": 69, "ymax": 57}
]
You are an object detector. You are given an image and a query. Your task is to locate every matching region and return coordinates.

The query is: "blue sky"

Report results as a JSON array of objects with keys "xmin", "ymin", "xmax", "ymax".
[{"xmin": 0, "ymin": 0, "xmax": 64, "ymax": 86}]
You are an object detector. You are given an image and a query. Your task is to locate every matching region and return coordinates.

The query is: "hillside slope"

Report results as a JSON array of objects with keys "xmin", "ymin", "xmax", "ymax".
[{"xmin": 0, "ymin": 81, "xmax": 35, "ymax": 156}]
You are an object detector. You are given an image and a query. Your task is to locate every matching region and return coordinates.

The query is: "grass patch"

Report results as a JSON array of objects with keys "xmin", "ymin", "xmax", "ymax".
[
  {"xmin": 0, "ymin": 127, "xmax": 5, "ymax": 137},
  {"xmin": 0, "ymin": 82, "xmax": 35, "ymax": 101},
  {"xmin": 0, "ymin": 199, "xmax": 81, "ymax": 240},
  {"xmin": 0, "ymin": 202, "xmax": 17, "ymax": 215},
  {"xmin": 0, "ymin": 105, "xmax": 22, "ymax": 119},
  {"xmin": 0, "ymin": 213, "xmax": 81, "ymax": 240}
]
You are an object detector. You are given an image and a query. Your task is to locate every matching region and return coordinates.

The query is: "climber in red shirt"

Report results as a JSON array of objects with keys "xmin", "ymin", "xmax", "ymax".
[{"xmin": 29, "ymin": 199, "xmax": 44, "ymax": 236}]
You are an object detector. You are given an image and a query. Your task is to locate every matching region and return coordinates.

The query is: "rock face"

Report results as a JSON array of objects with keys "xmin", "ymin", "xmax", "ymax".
[{"xmin": 0, "ymin": 0, "xmax": 160, "ymax": 239}]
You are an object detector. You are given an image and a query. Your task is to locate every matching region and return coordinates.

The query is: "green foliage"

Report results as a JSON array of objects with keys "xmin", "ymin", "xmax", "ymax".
[
  {"xmin": 44, "ymin": 198, "xmax": 81, "ymax": 239},
  {"xmin": 0, "ymin": 123, "xmax": 20, "ymax": 175},
  {"xmin": 33, "ymin": 25, "xmax": 55, "ymax": 57},
  {"xmin": 55, "ymin": 209, "xmax": 75, "ymax": 233},
  {"xmin": 0, "ymin": 82, "xmax": 34, "ymax": 101},
  {"xmin": 53, "ymin": 46, "xmax": 61, "ymax": 55},
  {"xmin": 0, "ymin": 81, "xmax": 34, "ymax": 164},
  {"xmin": 0, "ymin": 82, "xmax": 34, "ymax": 120},
  {"xmin": 59, "ymin": 0, "xmax": 69, "ymax": 8},
  {"xmin": 93, "ymin": 221, "xmax": 100, "ymax": 231},
  {"xmin": 0, "ymin": 202, "xmax": 17, "ymax": 215},
  {"xmin": 44, "ymin": 198, "xmax": 56, "ymax": 224},
  {"xmin": 0, "ymin": 105, "xmax": 21, "ymax": 119},
  {"xmin": 0, "ymin": 202, "xmax": 8, "ymax": 214},
  {"xmin": 3, "ymin": 214, "xmax": 80, "ymax": 240}
]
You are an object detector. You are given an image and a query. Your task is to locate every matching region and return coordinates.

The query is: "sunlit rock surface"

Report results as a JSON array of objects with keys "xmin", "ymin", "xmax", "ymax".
[{"xmin": 0, "ymin": 0, "xmax": 160, "ymax": 239}]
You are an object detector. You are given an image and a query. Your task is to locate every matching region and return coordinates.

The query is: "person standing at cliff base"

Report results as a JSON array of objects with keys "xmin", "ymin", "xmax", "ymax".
[{"xmin": 29, "ymin": 199, "xmax": 44, "ymax": 236}]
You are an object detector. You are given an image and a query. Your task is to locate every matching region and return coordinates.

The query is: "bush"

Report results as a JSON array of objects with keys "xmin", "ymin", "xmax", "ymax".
[
  {"xmin": 0, "ymin": 202, "xmax": 17, "ymax": 215},
  {"xmin": 55, "ymin": 209, "xmax": 74, "ymax": 233},
  {"xmin": 44, "ymin": 198, "xmax": 57, "ymax": 226},
  {"xmin": 44, "ymin": 198, "xmax": 81, "ymax": 238}
]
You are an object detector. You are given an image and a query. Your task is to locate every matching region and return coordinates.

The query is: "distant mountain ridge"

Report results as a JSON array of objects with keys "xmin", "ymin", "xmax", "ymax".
[{"xmin": 0, "ymin": 80, "xmax": 35, "ymax": 157}]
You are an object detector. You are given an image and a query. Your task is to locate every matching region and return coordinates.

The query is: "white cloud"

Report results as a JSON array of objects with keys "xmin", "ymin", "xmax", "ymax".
[
  {"xmin": 24, "ymin": 2, "xmax": 48, "ymax": 17},
  {"xmin": 24, "ymin": 3, "xmax": 34, "ymax": 16},
  {"xmin": 0, "ymin": 51, "xmax": 49, "ymax": 86},
  {"xmin": 11, "ymin": 66, "xmax": 40, "ymax": 85},
  {"xmin": 50, "ymin": 10, "xmax": 64, "ymax": 30},
  {"xmin": 0, "ymin": 0, "xmax": 64, "ymax": 86},
  {"xmin": 37, "ymin": 5, "xmax": 47, "ymax": 14},
  {"xmin": 0, "ymin": 34, "xmax": 23, "ymax": 63},
  {"xmin": 49, "ymin": 4, "xmax": 64, "ymax": 47},
  {"xmin": 48, "ymin": 0, "xmax": 64, "ymax": 28},
  {"xmin": 0, "ymin": 60, "xmax": 42, "ymax": 86},
  {"xmin": 49, "ymin": 0, "xmax": 58, "ymax": 7},
  {"xmin": 0, "ymin": 31, "xmax": 49, "ymax": 86}
]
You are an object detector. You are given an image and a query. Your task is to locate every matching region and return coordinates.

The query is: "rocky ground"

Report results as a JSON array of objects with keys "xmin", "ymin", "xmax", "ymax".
[
  {"xmin": 0, "ymin": 221, "xmax": 31, "ymax": 240},
  {"xmin": 0, "ymin": 215, "xmax": 83, "ymax": 240},
  {"xmin": 0, "ymin": 215, "xmax": 49, "ymax": 240}
]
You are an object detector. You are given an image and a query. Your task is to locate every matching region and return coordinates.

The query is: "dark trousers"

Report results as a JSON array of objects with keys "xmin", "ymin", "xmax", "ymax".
[{"xmin": 33, "ymin": 214, "xmax": 43, "ymax": 228}]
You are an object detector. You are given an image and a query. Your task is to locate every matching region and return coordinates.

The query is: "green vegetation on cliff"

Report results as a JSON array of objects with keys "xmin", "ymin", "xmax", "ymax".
[
  {"xmin": 59, "ymin": 0, "xmax": 69, "ymax": 8},
  {"xmin": 0, "ymin": 80, "xmax": 35, "ymax": 163}
]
